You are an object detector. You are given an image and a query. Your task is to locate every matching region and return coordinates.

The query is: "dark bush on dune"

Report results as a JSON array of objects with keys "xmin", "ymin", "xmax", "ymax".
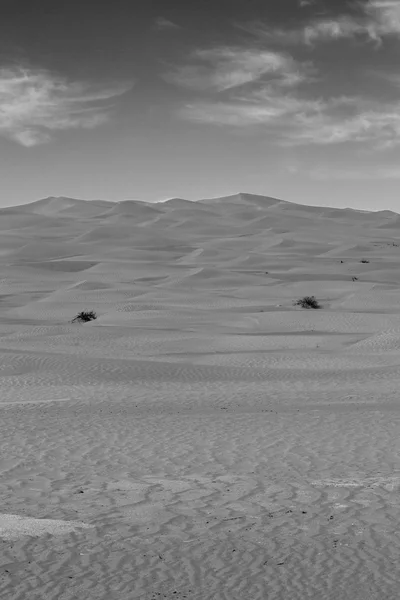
[
  {"xmin": 72, "ymin": 310, "xmax": 97, "ymax": 323},
  {"xmin": 360, "ymin": 259, "xmax": 369, "ymax": 263},
  {"xmin": 295, "ymin": 296, "xmax": 321, "ymax": 309}
]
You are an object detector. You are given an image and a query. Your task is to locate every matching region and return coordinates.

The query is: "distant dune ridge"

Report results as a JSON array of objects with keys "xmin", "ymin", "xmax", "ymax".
[{"xmin": 1, "ymin": 192, "xmax": 400, "ymax": 599}]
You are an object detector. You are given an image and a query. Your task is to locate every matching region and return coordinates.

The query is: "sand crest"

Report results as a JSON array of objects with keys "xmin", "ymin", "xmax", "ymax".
[{"xmin": 0, "ymin": 514, "xmax": 92, "ymax": 540}]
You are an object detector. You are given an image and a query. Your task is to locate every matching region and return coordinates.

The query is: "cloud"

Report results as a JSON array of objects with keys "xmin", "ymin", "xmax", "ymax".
[
  {"xmin": 286, "ymin": 103, "xmax": 400, "ymax": 148},
  {"xmin": 178, "ymin": 81, "xmax": 400, "ymax": 150},
  {"xmin": 304, "ymin": 0, "xmax": 400, "ymax": 45},
  {"xmin": 163, "ymin": 47, "xmax": 312, "ymax": 92},
  {"xmin": 304, "ymin": 17, "xmax": 366, "ymax": 44},
  {"xmin": 154, "ymin": 17, "xmax": 180, "ymax": 31},
  {"xmin": 242, "ymin": 0, "xmax": 400, "ymax": 46},
  {"xmin": 309, "ymin": 165, "xmax": 400, "ymax": 180},
  {"xmin": 286, "ymin": 161, "xmax": 400, "ymax": 181},
  {"xmin": 179, "ymin": 92, "xmax": 324, "ymax": 127},
  {"xmin": 167, "ymin": 47, "xmax": 351, "ymax": 143},
  {"xmin": 0, "ymin": 67, "xmax": 130, "ymax": 147},
  {"xmin": 167, "ymin": 2, "xmax": 400, "ymax": 152}
]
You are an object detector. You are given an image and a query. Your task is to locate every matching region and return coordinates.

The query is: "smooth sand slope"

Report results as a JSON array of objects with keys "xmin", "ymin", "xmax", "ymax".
[{"xmin": 1, "ymin": 193, "xmax": 400, "ymax": 599}]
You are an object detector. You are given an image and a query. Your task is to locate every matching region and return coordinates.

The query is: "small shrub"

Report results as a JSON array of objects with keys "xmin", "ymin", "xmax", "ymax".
[
  {"xmin": 360, "ymin": 259, "xmax": 369, "ymax": 263},
  {"xmin": 294, "ymin": 296, "xmax": 321, "ymax": 309},
  {"xmin": 352, "ymin": 277, "xmax": 358, "ymax": 281},
  {"xmin": 72, "ymin": 310, "xmax": 97, "ymax": 323}
]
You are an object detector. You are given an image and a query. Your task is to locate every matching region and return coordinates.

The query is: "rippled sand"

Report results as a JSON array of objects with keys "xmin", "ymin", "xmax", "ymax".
[{"xmin": 1, "ymin": 194, "xmax": 400, "ymax": 599}]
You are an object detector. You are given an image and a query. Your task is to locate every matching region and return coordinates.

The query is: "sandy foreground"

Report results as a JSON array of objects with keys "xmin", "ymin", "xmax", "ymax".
[{"xmin": 1, "ymin": 193, "xmax": 400, "ymax": 599}]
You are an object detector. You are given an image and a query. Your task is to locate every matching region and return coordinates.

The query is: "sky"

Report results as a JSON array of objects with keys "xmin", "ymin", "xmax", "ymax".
[{"xmin": 1, "ymin": 0, "xmax": 400, "ymax": 210}]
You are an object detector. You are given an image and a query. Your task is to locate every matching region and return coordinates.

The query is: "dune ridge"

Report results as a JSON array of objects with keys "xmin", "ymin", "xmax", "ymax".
[{"xmin": 1, "ymin": 192, "xmax": 400, "ymax": 599}]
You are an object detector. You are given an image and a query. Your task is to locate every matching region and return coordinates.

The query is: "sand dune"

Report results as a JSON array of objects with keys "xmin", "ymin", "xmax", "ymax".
[{"xmin": 1, "ymin": 193, "xmax": 400, "ymax": 599}]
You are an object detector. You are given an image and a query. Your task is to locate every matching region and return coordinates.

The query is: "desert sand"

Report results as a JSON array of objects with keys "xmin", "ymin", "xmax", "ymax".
[{"xmin": 1, "ymin": 192, "xmax": 400, "ymax": 599}]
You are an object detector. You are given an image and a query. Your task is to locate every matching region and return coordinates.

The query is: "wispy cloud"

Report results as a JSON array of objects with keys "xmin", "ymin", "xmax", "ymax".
[
  {"xmin": 287, "ymin": 102, "xmax": 400, "ymax": 148},
  {"xmin": 154, "ymin": 17, "xmax": 180, "ymax": 31},
  {"xmin": 253, "ymin": 0, "xmax": 400, "ymax": 46},
  {"xmin": 0, "ymin": 67, "xmax": 130, "ymax": 147},
  {"xmin": 179, "ymin": 88, "xmax": 400, "ymax": 149},
  {"xmin": 179, "ymin": 91, "xmax": 325, "ymax": 127},
  {"xmin": 163, "ymin": 47, "xmax": 312, "ymax": 92},
  {"xmin": 298, "ymin": 0, "xmax": 316, "ymax": 7},
  {"xmin": 166, "ymin": 1, "xmax": 400, "ymax": 152},
  {"xmin": 309, "ymin": 165, "xmax": 400, "ymax": 180}
]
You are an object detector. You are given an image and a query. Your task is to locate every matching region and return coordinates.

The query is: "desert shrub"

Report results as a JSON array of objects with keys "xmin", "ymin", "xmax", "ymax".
[
  {"xmin": 360, "ymin": 259, "xmax": 369, "ymax": 263},
  {"xmin": 72, "ymin": 310, "xmax": 97, "ymax": 323},
  {"xmin": 295, "ymin": 296, "xmax": 321, "ymax": 309}
]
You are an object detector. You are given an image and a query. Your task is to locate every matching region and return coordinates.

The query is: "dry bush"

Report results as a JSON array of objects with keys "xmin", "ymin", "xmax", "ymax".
[
  {"xmin": 294, "ymin": 296, "xmax": 321, "ymax": 309},
  {"xmin": 72, "ymin": 310, "xmax": 97, "ymax": 323}
]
